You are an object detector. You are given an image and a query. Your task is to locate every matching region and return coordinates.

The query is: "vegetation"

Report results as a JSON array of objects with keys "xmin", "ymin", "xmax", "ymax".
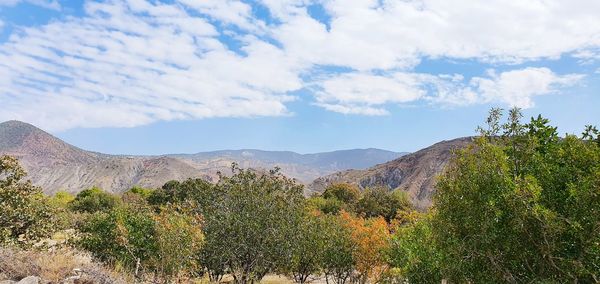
[
  {"xmin": 1, "ymin": 108, "xmax": 598, "ymax": 283},
  {"xmin": 70, "ymin": 186, "xmax": 120, "ymax": 213},
  {"xmin": 0, "ymin": 155, "xmax": 55, "ymax": 246}
]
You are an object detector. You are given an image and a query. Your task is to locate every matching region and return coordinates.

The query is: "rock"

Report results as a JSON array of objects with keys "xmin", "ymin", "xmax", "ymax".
[
  {"xmin": 0, "ymin": 280, "xmax": 17, "ymax": 284},
  {"xmin": 16, "ymin": 276, "xmax": 40, "ymax": 284}
]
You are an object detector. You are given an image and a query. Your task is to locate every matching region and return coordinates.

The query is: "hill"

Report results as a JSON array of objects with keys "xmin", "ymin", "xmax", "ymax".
[
  {"xmin": 308, "ymin": 137, "xmax": 474, "ymax": 209},
  {"xmin": 0, "ymin": 120, "xmax": 402, "ymax": 194}
]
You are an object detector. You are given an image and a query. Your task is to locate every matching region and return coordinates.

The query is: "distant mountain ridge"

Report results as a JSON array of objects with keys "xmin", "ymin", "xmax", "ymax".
[
  {"xmin": 308, "ymin": 137, "xmax": 474, "ymax": 209},
  {"xmin": 0, "ymin": 120, "xmax": 404, "ymax": 195}
]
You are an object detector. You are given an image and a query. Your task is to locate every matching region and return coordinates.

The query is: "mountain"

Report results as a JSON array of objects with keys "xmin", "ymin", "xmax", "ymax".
[
  {"xmin": 0, "ymin": 120, "xmax": 211, "ymax": 195},
  {"xmin": 0, "ymin": 120, "xmax": 403, "ymax": 195},
  {"xmin": 170, "ymin": 148, "xmax": 404, "ymax": 183},
  {"xmin": 308, "ymin": 137, "xmax": 474, "ymax": 210}
]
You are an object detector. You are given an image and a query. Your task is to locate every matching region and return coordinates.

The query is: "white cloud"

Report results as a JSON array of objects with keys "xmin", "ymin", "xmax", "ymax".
[
  {"xmin": 316, "ymin": 68, "xmax": 583, "ymax": 114},
  {"xmin": 0, "ymin": 0, "xmax": 598, "ymax": 130},
  {"xmin": 0, "ymin": 0, "xmax": 303, "ymax": 131},
  {"xmin": 0, "ymin": 0, "xmax": 60, "ymax": 10},
  {"xmin": 470, "ymin": 68, "xmax": 584, "ymax": 108},
  {"xmin": 270, "ymin": 0, "xmax": 600, "ymax": 69},
  {"xmin": 314, "ymin": 72, "xmax": 426, "ymax": 114}
]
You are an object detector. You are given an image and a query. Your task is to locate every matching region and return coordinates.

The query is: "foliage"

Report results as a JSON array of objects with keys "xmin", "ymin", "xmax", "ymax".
[
  {"xmin": 355, "ymin": 187, "xmax": 411, "ymax": 221},
  {"xmin": 286, "ymin": 212, "xmax": 328, "ymax": 283},
  {"xmin": 0, "ymin": 155, "xmax": 55, "ymax": 246},
  {"xmin": 147, "ymin": 178, "xmax": 213, "ymax": 210},
  {"xmin": 79, "ymin": 202, "xmax": 205, "ymax": 281},
  {"xmin": 121, "ymin": 186, "xmax": 154, "ymax": 205},
  {"xmin": 339, "ymin": 211, "xmax": 390, "ymax": 283},
  {"xmin": 48, "ymin": 190, "xmax": 77, "ymax": 230},
  {"xmin": 320, "ymin": 214, "xmax": 356, "ymax": 284},
  {"xmin": 387, "ymin": 215, "xmax": 443, "ymax": 283},
  {"xmin": 70, "ymin": 187, "xmax": 120, "ymax": 213},
  {"xmin": 152, "ymin": 206, "xmax": 204, "ymax": 281},
  {"xmin": 48, "ymin": 190, "xmax": 75, "ymax": 208},
  {"xmin": 200, "ymin": 165, "xmax": 305, "ymax": 283},
  {"xmin": 323, "ymin": 183, "xmax": 361, "ymax": 205},
  {"xmin": 428, "ymin": 108, "xmax": 600, "ymax": 282},
  {"xmin": 78, "ymin": 204, "xmax": 158, "ymax": 275},
  {"xmin": 306, "ymin": 195, "xmax": 345, "ymax": 214}
]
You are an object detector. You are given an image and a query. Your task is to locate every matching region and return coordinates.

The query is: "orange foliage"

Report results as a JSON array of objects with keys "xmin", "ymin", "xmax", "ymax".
[{"xmin": 339, "ymin": 210, "xmax": 390, "ymax": 283}]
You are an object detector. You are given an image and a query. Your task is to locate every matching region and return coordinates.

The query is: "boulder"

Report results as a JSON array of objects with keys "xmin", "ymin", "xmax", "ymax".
[{"xmin": 16, "ymin": 276, "xmax": 40, "ymax": 284}]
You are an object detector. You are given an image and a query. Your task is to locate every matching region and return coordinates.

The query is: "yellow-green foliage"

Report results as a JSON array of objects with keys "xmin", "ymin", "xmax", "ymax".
[
  {"xmin": 153, "ymin": 206, "xmax": 204, "ymax": 280},
  {"xmin": 0, "ymin": 155, "xmax": 55, "ymax": 247}
]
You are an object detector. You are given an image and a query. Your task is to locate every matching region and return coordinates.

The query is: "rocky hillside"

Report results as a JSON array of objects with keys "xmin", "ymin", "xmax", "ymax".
[
  {"xmin": 0, "ymin": 120, "xmax": 402, "ymax": 195},
  {"xmin": 308, "ymin": 137, "xmax": 474, "ymax": 209},
  {"xmin": 0, "ymin": 120, "xmax": 211, "ymax": 195},
  {"xmin": 170, "ymin": 148, "xmax": 404, "ymax": 183}
]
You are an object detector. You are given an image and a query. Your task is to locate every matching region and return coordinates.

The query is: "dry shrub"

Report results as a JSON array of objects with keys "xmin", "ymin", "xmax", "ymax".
[
  {"xmin": 0, "ymin": 248, "xmax": 41, "ymax": 280},
  {"xmin": 0, "ymin": 247, "xmax": 127, "ymax": 283},
  {"xmin": 36, "ymin": 249, "xmax": 91, "ymax": 282}
]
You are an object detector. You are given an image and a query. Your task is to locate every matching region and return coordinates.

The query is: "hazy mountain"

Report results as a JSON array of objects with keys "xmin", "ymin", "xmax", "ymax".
[
  {"xmin": 170, "ymin": 148, "xmax": 404, "ymax": 183},
  {"xmin": 308, "ymin": 137, "xmax": 474, "ymax": 209},
  {"xmin": 0, "ymin": 120, "xmax": 404, "ymax": 195}
]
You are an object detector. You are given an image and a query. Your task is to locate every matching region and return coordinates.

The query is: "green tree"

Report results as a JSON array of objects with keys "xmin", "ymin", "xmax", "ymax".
[
  {"xmin": 321, "ymin": 214, "xmax": 356, "ymax": 284},
  {"xmin": 287, "ymin": 213, "xmax": 328, "ymax": 283},
  {"xmin": 0, "ymin": 155, "xmax": 55, "ymax": 246},
  {"xmin": 429, "ymin": 109, "xmax": 600, "ymax": 282},
  {"xmin": 152, "ymin": 206, "xmax": 204, "ymax": 281},
  {"xmin": 387, "ymin": 215, "xmax": 443, "ymax": 283},
  {"xmin": 323, "ymin": 183, "xmax": 361, "ymax": 205},
  {"xmin": 200, "ymin": 165, "xmax": 305, "ymax": 283},
  {"xmin": 70, "ymin": 186, "xmax": 120, "ymax": 213},
  {"xmin": 79, "ymin": 204, "xmax": 158, "ymax": 276},
  {"xmin": 147, "ymin": 178, "xmax": 213, "ymax": 210},
  {"xmin": 356, "ymin": 187, "xmax": 411, "ymax": 221}
]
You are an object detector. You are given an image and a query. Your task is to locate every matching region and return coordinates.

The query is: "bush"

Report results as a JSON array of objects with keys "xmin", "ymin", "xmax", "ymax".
[
  {"xmin": 70, "ymin": 187, "xmax": 120, "ymax": 213},
  {"xmin": 0, "ymin": 247, "xmax": 127, "ymax": 283},
  {"xmin": 152, "ymin": 206, "xmax": 204, "ymax": 280},
  {"xmin": 356, "ymin": 187, "xmax": 411, "ymax": 221},
  {"xmin": 78, "ymin": 205, "xmax": 158, "ymax": 275},
  {"xmin": 323, "ymin": 183, "xmax": 361, "ymax": 205},
  {"xmin": 148, "ymin": 178, "xmax": 213, "ymax": 208},
  {"xmin": 387, "ymin": 216, "xmax": 443, "ymax": 283},
  {"xmin": 0, "ymin": 155, "xmax": 55, "ymax": 246}
]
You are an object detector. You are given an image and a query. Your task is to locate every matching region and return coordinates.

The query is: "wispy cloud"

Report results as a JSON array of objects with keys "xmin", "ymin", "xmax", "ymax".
[
  {"xmin": 0, "ymin": 0, "xmax": 598, "ymax": 130},
  {"xmin": 0, "ymin": 0, "xmax": 60, "ymax": 10}
]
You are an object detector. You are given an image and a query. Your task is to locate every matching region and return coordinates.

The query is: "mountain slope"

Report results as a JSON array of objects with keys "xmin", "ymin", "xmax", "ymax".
[
  {"xmin": 308, "ymin": 137, "xmax": 474, "ymax": 209},
  {"xmin": 0, "ymin": 120, "xmax": 402, "ymax": 194},
  {"xmin": 170, "ymin": 148, "xmax": 404, "ymax": 183},
  {"xmin": 0, "ymin": 120, "xmax": 211, "ymax": 194}
]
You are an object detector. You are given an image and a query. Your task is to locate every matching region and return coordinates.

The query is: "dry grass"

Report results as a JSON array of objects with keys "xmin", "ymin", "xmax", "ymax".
[{"xmin": 0, "ymin": 247, "xmax": 126, "ymax": 283}]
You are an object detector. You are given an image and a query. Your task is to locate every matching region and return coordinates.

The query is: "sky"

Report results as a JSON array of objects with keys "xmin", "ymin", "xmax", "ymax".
[{"xmin": 0, "ymin": 0, "xmax": 599, "ymax": 155}]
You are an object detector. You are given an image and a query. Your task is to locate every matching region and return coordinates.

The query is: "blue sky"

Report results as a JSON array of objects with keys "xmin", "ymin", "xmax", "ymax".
[{"xmin": 1, "ymin": 0, "xmax": 599, "ymax": 154}]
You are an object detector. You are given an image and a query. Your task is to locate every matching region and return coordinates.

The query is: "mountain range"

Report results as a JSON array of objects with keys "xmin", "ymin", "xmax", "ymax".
[
  {"xmin": 0, "ymin": 120, "xmax": 404, "ymax": 195},
  {"xmin": 308, "ymin": 137, "xmax": 473, "ymax": 209}
]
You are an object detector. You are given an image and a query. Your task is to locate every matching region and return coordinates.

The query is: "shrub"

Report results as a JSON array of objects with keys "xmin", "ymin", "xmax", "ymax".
[
  {"xmin": 356, "ymin": 187, "xmax": 411, "ymax": 221},
  {"xmin": 0, "ymin": 247, "xmax": 127, "ymax": 283},
  {"xmin": 78, "ymin": 205, "xmax": 158, "ymax": 275},
  {"xmin": 322, "ymin": 183, "xmax": 361, "ymax": 205},
  {"xmin": 0, "ymin": 155, "xmax": 55, "ymax": 246},
  {"xmin": 339, "ymin": 212, "xmax": 390, "ymax": 283},
  {"xmin": 387, "ymin": 216, "xmax": 443, "ymax": 283},
  {"xmin": 152, "ymin": 206, "xmax": 204, "ymax": 280},
  {"xmin": 70, "ymin": 187, "xmax": 120, "ymax": 213}
]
